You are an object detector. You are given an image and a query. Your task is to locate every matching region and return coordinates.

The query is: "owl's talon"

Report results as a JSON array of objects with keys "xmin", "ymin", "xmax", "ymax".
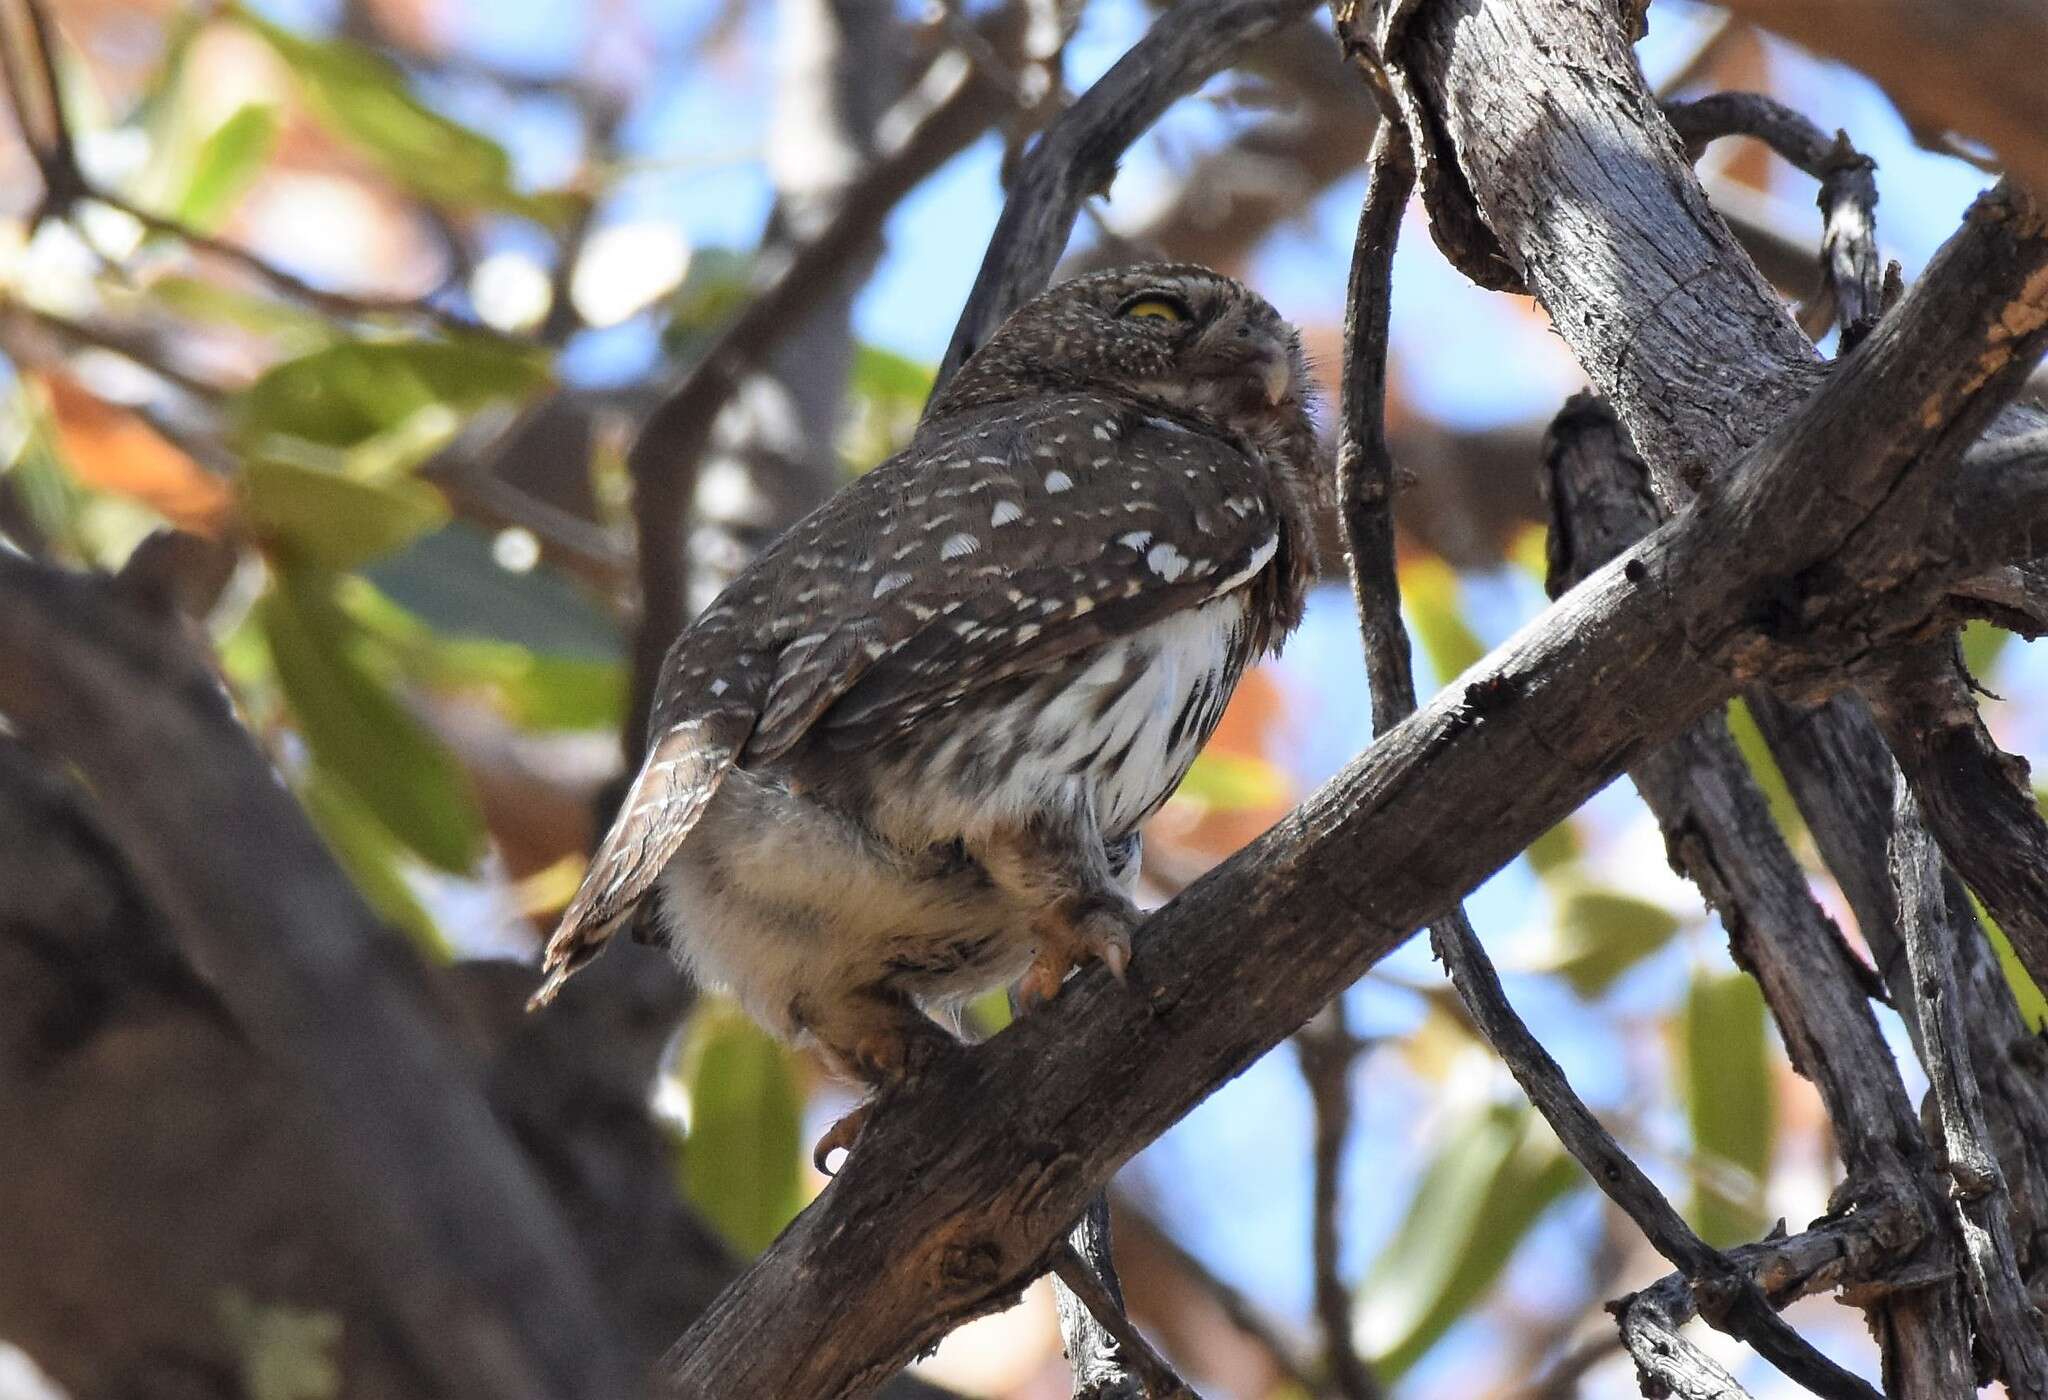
[
  {"xmin": 1100, "ymin": 935, "xmax": 1130, "ymax": 984},
  {"xmin": 1018, "ymin": 901, "xmax": 1137, "ymax": 1010},
  {"xmin": 813, "ymin": 1101, "xmax": 873, "ymax": 1175},
  {"xmin": 1017, "ymin": 956, "xmax": 1067, "ymax": 1012}
]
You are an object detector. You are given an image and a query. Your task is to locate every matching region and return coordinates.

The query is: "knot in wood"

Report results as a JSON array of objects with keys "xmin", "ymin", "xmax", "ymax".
[{"xmin": 938, "ymin": 1236, "xmax": 1005, "ymax": 1290}]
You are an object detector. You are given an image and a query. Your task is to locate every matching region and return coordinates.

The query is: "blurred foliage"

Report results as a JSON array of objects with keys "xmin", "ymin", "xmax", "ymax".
[
  {"xmin": 1356, "ymin": 1102, "xmax": 1581, "ymax": 1381},
  {"xmin": 1680, "ymin": 968, "xmax": 1774, "ymax": 1247},
  {"xmin": 233, "ymin": 6, "xmax": 580, "ymax": 227},
  {"xmin": 213, "ymin": 1291, "xmax": 343, "ymax": 1400},
  {"xmin": 676, "ymin": 1001, "xmax": 808, "ymax": 1255}
]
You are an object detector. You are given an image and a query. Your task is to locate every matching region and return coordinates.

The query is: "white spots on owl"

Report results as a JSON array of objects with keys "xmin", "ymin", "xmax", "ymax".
[
  {"xmin": 940, "ymin": 533, "xmax": 981, "ymax": 560},
  {"xmin": 1092, "ymin": 422, "xmax": 1117, "ymax": 442},
  {"xmin": 708, "ymin": 678, "xmax": 729, "ymax": 697},
  {"xmin": 873, "ymin": 571, "xmax": 913, "ymax": 598},
  {"xmin": 991, "ymin": 499, "xmax": 1024, "ymax": 526},
  {"xmin": 1224, "ymin": 496, "xmax": 1256, "ymax": 518},
  {"xmin": 1144, "ymin": 415, "xmax": 1194, "ymax": 436},
  {"xmin": 1045, "ymin": 470, "xmax": 1074, "ymax": 493},
  {"xmin": 1208, "ymin": 534, "xmax": 1280, "ymax": 597},
  {"xmin": 1146, "ymin": 542, "xmax": 1192, "ymax": 582},
  {"xmin": 1118, "ymin": 530, "xmax": 1153, "ymax": 552}
]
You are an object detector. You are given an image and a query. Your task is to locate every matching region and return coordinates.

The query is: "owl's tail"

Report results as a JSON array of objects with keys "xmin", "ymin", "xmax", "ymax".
[{"xmin": 527, "ymin": 703, "xmax": 756, "ymax": 1011}]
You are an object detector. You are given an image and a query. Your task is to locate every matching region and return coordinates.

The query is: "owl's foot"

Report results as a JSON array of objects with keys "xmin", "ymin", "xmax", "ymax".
[
  {"xmin": 813, "ymin": 1100, "xmax": 872, "ymax": 1175},
  {"xmin": 1017, "ymin": 897, "xmax": 1138, "ymax": 1012},
  {"xmin": 804, "ymin": 993, "xmax": 961, "ymax": 1172}
]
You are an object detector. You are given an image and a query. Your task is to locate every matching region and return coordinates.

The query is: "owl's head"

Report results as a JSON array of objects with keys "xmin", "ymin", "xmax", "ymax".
[{"xmin": 931, "ymin": 264, "xmax": 1318, "ymax": 469}]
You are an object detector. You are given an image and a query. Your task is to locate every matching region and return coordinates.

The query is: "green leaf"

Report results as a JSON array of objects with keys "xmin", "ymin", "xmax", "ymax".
[
  {"xmin": 340, "ymin": 578, "xmax": 623, "ymax": 731},
  {"xmin": 1972, "ymin": 892, "xmax": 2048, "ymax": 1032},
  {"xmin": 260, "ymin": 566, "xmax": 485, "ymax": 872},
  {"xmin": 243, "ymin": 456, "xmax": 448, "ymax": 568},
  {"xmin": 1961, "ymin": 619, "xmax": 2012, "ymax": 682},
  {"xmin": 1174, "ymin": 748, "xmax": 1290, "ymax": 812},
  {"xmin": 1526, "ymin": 817, "xmax": 1580, "ymax": 876},
  {"xmin": 1524, "ymin": 886, "xmax": 1683, "ymax": 997},
  {"xmin": 1402, "ymin": 555, "xmax": 1486, "ymax": 686},
  {"xmin": 1724, "ymin": 698, "xmax": 1803, "ymax": 840},
  {"xmin": 661, "ymin": 247, "xmax": 753, "ymax": 359},
  {"xmin": 144, "ymin": 275, "xmax": 336, "ymax": 349},
  {"xmin": 1682, "ymin": 968, "xmax": 1774, "ymax": 1247},
  {"xmin": 365, "ymin": 521, "xmax": 624, "ymax": 662},
  {"xmin": 214, "ymin": 1291, "xmax": 342, "ymax": 1400},
  {"xmin": 233, "ymin": 8, "xmax": 574, "ymax": 225},
  {"xmin": 173, "ymin": 103, "xmax": 278, "ymax": 230},
  {"xmin": 677, "ymin": 1001, "xmax": 806, "ymax": 1254},
  {"xmin": 841, "ymin": 344, "xmax": 936, "ymax": 471},
  {"xmin": 1357, "ymin": 1103, "xmax": 1581, "ymax": 1379},
  {"xmin": 232, "ymin": 337, "xmax": 548, "ymax": 459},
  {"xmin": 295, "ymin": 763, "xmax": 450, "ymax": 959}
]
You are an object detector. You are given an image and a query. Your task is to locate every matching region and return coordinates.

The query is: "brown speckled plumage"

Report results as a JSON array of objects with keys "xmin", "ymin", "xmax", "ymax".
[{"xmin": 532, "ymin": 264, "xmax": 1321, "ymax": 1121}]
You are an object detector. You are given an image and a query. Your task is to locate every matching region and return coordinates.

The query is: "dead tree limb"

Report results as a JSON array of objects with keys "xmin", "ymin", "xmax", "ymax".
[{"xmin": 1890, "ymin": 780, "xmax": 2048, "ymax": 1398}]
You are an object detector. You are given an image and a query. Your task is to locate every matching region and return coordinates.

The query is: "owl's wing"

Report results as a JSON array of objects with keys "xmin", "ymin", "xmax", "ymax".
[
  {"xmin": 746, "ymin": 400, "xmax": 1288, "ymax": 761},
  {"xmin": 529, "ymin": 645, "xmax": 764, "ymax": 1009}
]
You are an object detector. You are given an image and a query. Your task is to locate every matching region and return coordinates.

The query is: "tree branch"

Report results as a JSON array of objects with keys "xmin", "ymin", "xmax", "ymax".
[
  {"xmin": 1890, "ymin": 778, "xmax": 2048, "ymax": 1399},
  {"xmin": 1543, "ymin": 395, "xmax": 1975, "ymax": 1395},
  {"xmin": 934, "ymin": 0, "xmax": 1321, "ymax": 385},
  {"xmin": 656, "ymin": 99, "xmax": 2048, "ymax": 1391},
  {"xmin": 1703, "ymin": 0, "xmax": 2048, "ymax": 198},
  {"xmin": 1663, "ymin": 91, "xmax": 1884, "ymax": 340},
  {"xmin": 1871, "ymin": 642, "xmax": 2048, "ymax": 1006}
]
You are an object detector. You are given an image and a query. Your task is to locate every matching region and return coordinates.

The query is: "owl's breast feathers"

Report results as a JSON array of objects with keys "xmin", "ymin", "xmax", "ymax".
[{"xmin": 531, "ymin": 392, "xmax": 1312, "ymax": 1007}]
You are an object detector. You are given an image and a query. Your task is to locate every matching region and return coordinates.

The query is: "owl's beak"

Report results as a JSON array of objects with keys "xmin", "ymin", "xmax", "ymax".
[{"xmin": 1258, "ymin": 349, "xmax": 1295, "ymax": 407}]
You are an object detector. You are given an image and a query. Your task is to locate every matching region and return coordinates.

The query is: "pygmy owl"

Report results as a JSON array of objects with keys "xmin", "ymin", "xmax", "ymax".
[{"xmin": 532, "ymin": 265, "xmax": 1320, "ymax": 1158}]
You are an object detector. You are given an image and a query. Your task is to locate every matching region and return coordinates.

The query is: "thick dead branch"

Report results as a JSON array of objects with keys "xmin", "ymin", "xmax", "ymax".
[
  {"xmin": 935, "ymin": 0, "xmax": 1321, "ymax": 385},
  {"xmin": 1873, "ymin": 643, "xmax": 2048, "ymax": 1004},
  {"xmin": 1705, "ymin": 0, "xmax": 2048, "ymax": 197},
  {"xmin": 0, "ymin": 563, "xmax": 634, "ymax": 1400},
  {"xmin": 1890, "ymin": 781, "xmax": 2048, "ymax": 1398}
]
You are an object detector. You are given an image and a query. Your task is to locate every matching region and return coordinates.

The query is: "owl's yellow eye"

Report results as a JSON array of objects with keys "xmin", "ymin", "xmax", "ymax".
[{"xmin": 1119, "ymin": 295, "xmax": 1189, "ymax": 324}]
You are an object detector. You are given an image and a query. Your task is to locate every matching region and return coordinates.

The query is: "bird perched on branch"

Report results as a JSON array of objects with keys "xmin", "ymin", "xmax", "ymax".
[{"xmin": 531, "ymin": 264, "xmax": 1321, "ymax": 1161}]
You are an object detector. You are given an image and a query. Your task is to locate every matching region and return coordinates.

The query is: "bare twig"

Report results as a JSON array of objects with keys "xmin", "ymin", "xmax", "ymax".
[
  {"xmin": 1890, "ymin": 777, "xmax": 2048, "ymax": 1399},
  {"xmin": 935, "ymin": 0, "xmax": 1320, "ymax": 385},
  {"xmin": 1296, "ymin": 1003, "xmax": 1377, "ymax": 1400},
  {"xmin": 1051, "ymin": 1240, "xmax": 1199, "ymax": 1400},
  {"xmin": 1053, "ymin": 1196, "xmax": 1147, "ymax": 1399},
  {"xmin": 1704, "ymin": 0, "xmax": 2048, "ymax": 197},
  {"xmin": 1662, "ymin": 92, "xmax": 1882, "ymax": 341},
  {"xmin": 1, "ymin": 0, "xmax": 508, "ymax": 339},
  {"xmin": 1109, "ymin": 1194, "xmax": 1324, "ymax": 1394}
]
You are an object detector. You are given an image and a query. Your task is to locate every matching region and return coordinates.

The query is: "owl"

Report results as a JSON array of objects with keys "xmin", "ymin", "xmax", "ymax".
[{"xmin": 532, "ymin": 264, "xmax": 1321, "ymax": 1161}]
